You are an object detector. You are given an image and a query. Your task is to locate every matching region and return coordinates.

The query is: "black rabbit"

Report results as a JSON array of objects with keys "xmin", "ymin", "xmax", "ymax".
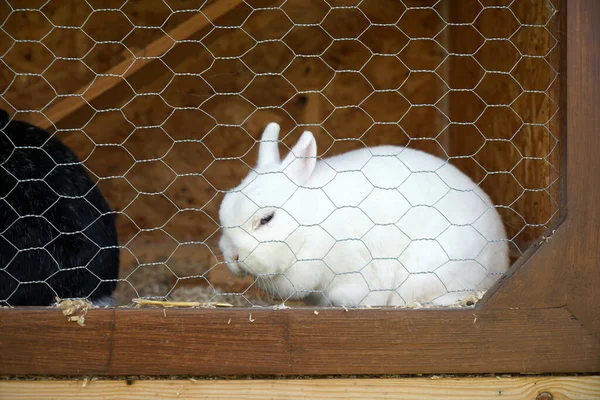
[{"xmin": 0, "ymin": 110, "xmax": 119, "ymax": 306}]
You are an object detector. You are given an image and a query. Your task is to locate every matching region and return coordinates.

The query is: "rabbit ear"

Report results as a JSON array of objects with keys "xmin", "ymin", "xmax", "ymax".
[
  {"xmin": 257, "ymin": 122, "xmax": 281, "ymax": 167},
  {"xmin": 281, "ymin": 130, "xmax": 317, "ymax": 185}
]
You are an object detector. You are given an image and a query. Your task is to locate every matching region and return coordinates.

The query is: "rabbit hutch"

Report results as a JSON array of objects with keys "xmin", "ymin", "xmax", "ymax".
[{"xmin": 0, "ymin": 0, "xmax": 599, "ymax": 398}]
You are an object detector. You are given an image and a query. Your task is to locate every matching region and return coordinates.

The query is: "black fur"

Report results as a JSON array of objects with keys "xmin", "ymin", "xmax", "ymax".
[{"xmin": 0, "ymin": 110, "xmax": 119, "ymax": 306}]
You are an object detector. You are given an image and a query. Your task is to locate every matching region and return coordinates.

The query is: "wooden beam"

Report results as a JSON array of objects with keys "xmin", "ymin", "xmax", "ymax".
[
  {"xmin": 0, "ymin": 307, "xmax": 598, "ymax": 376},
  {"xmin": 2, "ymin": 0, "xmax": 599, "ymax": 379},
  {"xmin": 1, "ymin": 376, "xmax": 599, "ymax": 400},
  {"xmin": 30, "ymin": 0, "xmax": 244, "ymax": 130},
  {"xmin": 562, "ymin": 0, "xmax": 600, "ymax": 338}
]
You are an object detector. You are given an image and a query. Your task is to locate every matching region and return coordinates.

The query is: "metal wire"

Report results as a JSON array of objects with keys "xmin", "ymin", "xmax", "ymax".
[{"xmin": 0, "ymin": 0, "xmax": 561, "ymax": 308}]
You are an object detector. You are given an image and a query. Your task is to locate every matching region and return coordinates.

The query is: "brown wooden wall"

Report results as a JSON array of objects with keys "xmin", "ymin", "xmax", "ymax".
[
  {"xmin": 447, "ymin": 0, "xmax": 561, "ymax": 257},
  {"xmin": 0, "ymin": 0, "xmax": 561, "ymax": 299}
]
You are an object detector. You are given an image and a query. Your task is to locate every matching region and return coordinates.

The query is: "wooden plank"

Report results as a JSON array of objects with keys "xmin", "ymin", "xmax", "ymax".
[
  {"xmin": 29, "ymin": 0, "xmax": 244, "ymax": 130},
  {"xmin": 562, "ymin": 0, "xmax": 600, "ymax": 338},
  {"xmin": 1, "ymin": 0, "xmax": 599, "ymax": 379},
  {"xmin": 1, "ymin": 376, "xmax": 600, "ymax": 400},
  {"xmin": 0, "ymin": 307, "xmax": 598, "ymax": 376}
]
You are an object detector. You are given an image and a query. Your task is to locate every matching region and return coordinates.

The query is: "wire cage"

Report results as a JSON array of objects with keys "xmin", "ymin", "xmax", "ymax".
[
  {"xmin": 0, "ymin": 0, "xmax": 598, "ymax": 378},
  {"xmin": 0, "ymin": 0, "xmax": 561, "ymax": 308}
]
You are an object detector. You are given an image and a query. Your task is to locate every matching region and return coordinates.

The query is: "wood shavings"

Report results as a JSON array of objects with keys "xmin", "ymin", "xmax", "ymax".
[
  {"xmin": 55, "ymin": 297, "xmax": 93, "ymax": 327},
  {"xmin": 80, "ymin": 377, "xmax": 97, "ymax": 387},
  {"xmin": 454, "ymin": 291, "xmax": 485, "ymax": 307},
  {"xmin": 249, "ymin": 313, "xmax": 254, "ymax": 322},
  {"xmin": 68, "ymin": 315, "xmax": 86, "ymax": 326},
  {"xmin": 313, "ymin": 310, "xmax": 319, "ymax": 315},
  {"xmin": 538, "ymin": 229, "xmax": 557, "ymax": 245},
  {"xmin": 403, "ymin": 301, "xmax": 425, "ymax": 309},
  {"xmin": 398, "ymin": 291, "xmax": 486, "ymax": 309},
  {"xmin": 227, "ymin": 318, "xmax": 232, "ymax": 325}
]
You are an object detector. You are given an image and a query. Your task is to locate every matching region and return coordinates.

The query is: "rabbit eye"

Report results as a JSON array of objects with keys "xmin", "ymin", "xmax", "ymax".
[{"xmin": 260, "ymin": 212, "xmax": 274, "ymax": 226}]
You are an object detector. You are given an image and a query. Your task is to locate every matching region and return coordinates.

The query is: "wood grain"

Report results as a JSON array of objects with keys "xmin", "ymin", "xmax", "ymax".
[
  {"xmin": 1, "ymin": 0, "xmax": 599, "ymax": 378},
  {"xmin": 0, "ymin": 307, "xmax": 598, "ymax": 376},
  {"xmin": 28, "ymin": 0, "xmax": 244, "ymax": 130},
  {"xmin": 484, "ymin": 0, "xmax": 600, "ymax": 338},
  {"xmin": 2, "ymin": 376, "xmax": 599, "ymax": 400},
  {"xmin": 561, "ymin": 0, "xmax": 600, "ymax": 339},
  {"xmin": 447, "ymin": 0, "xmax": 561, "ymax": 254}
]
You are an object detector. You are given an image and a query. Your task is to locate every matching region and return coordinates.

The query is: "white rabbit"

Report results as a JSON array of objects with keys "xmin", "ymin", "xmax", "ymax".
[{"xmin": 218, "ymin": 123, "xmax": 510, "ymax": 307}]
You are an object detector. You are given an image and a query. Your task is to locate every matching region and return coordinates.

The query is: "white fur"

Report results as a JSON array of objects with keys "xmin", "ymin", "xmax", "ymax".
[{"xmin": 218, "ymin": 123, "xmax": 510, "ymax": 307}]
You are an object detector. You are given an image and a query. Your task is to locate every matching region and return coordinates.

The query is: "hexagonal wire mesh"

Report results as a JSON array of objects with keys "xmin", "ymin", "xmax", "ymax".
[{"xmin": 0, "ymin": 0, "xmax": 560, "ymax": 308}]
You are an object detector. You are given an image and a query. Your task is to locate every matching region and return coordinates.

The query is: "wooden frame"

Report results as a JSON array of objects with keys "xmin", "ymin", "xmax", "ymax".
[
  {"xmin": 2, "ymin": 376, "xmax": 600, "ymax": 399},
  {"xmin": 1, "ymin": 0, "xmax": 598, "ymax": 377}
]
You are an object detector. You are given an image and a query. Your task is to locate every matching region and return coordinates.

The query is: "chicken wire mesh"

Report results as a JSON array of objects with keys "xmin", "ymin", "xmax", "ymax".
[{"xmin": 0, "ymin": 0, "xmax": 561, "ymax": 308}]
